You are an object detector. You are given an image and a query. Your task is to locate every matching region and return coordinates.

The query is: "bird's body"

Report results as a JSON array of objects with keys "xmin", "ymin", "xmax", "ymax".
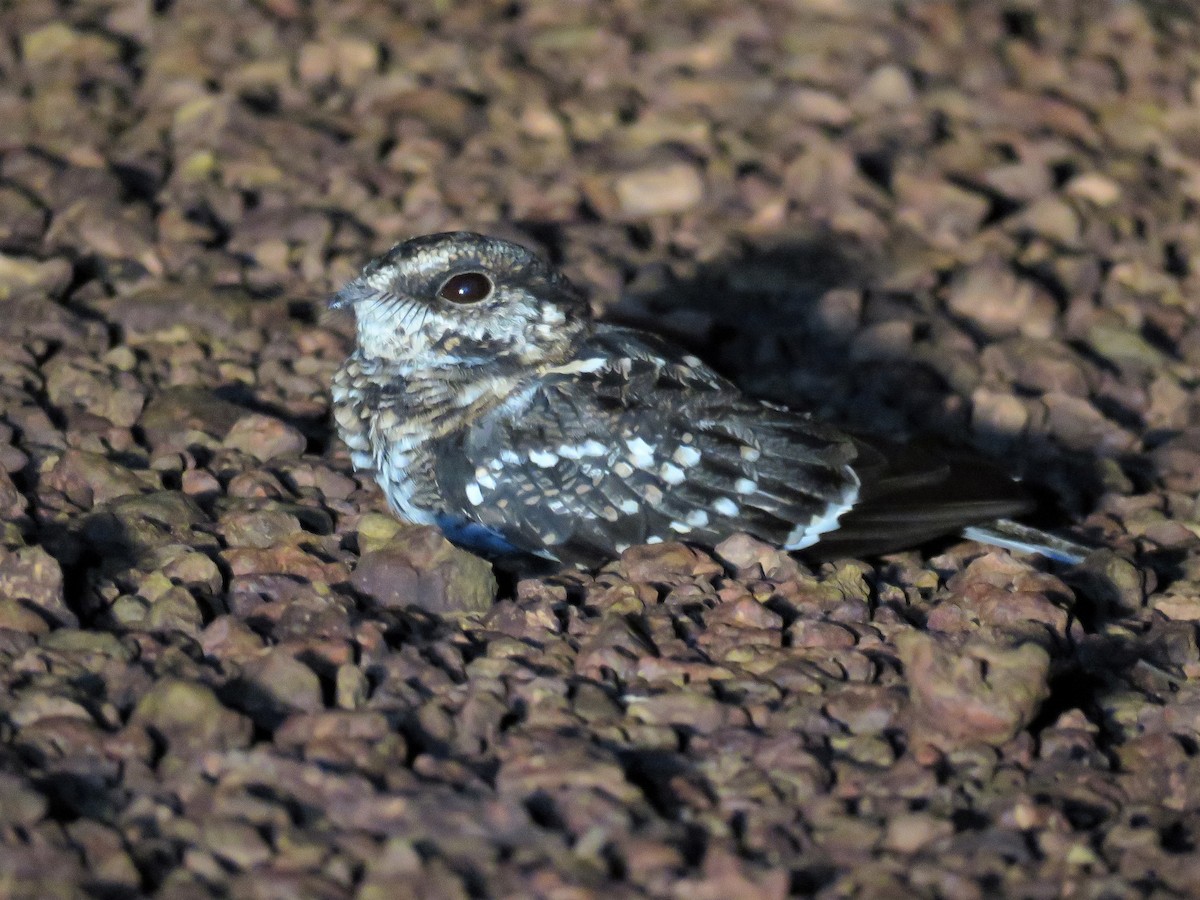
[{"xmin": 331, "ymin": 232, "xmax": 1083, "ymax": 568}]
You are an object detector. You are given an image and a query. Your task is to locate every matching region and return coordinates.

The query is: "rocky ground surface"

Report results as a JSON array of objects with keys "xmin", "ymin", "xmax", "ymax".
[{"xmin": 1, "ymin": 0, "xmax": 1199, "ymax": 897}]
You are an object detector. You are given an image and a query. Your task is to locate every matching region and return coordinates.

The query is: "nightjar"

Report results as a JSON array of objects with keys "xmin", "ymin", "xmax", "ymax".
[{"xmin": 331, "ymin": 231, "xmax": 1085, "ymax": 568}]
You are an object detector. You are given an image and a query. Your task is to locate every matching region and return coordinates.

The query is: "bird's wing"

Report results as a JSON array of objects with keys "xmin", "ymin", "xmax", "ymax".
[{"xmin": 431, "ymin": 328, "xmax": 860, "ymax": 565}]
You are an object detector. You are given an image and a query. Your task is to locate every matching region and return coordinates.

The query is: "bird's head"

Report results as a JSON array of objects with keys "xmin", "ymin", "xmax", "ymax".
[{"xmin": 331, "ymin": 231, "xmax": 591, "ymax": 371}]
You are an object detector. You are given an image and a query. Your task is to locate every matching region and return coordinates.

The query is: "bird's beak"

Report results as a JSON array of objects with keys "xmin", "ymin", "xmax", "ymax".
[{"xmin": 329, "ymin": 279, "xmax": 370, "ymax": 310}]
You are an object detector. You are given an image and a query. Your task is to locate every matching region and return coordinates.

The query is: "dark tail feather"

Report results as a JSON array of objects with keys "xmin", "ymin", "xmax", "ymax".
[{"xmin": 803, "ymin": 437, "xmax": 1079, "ymax": 560}]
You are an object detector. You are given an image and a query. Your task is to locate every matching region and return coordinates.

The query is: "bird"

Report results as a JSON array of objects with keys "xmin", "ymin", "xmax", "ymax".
[{"xmin": 329, "ymin": 231, "xmax": 1088, "ymax": 569}]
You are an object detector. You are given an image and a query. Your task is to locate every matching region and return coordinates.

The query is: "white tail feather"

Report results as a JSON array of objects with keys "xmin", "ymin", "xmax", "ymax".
[{"xmin": 961, "ymin": 518, "xmax": 1090, "ymax": 564}]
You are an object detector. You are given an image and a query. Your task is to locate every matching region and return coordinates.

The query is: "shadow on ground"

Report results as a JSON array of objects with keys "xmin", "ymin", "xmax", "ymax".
[{"xmin": 503, "ymin": 223, "xmax": 1173, "ymax": 755}]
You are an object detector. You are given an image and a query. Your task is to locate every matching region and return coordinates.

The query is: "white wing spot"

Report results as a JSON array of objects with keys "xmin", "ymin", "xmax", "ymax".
[
  {"xmin": 625, "ymin": 437, "xmax": 657, "ymax": 468},
  {"xmin": 646, "ymin": 535, "xmax": 663, "ymax": 544},
  {"xmin": 613, "ymin": 461, "xmax": 634, "ymax": 478},
  {"xmin": 669, "ymin": 520, "xmax": 692, "ymax": 533},
  {"xmin": 529, "ymin": 449, "xmax": 559, "ymax": 468},
  {"xmin": 740, "ymin": 446, "xmax": 761, "ymax": 462},
  {"xmin": 558, "ymin": 439, "xmax": 609, "ymax": 460},
  {"xmin": 712, "ymin": 497, "xmax": 740, "ymax": 517},
  {"xmin": 685, "ymin": 509, "xmax": 709, "ymax": 527},
  {"xmin": 660, "ymin": 463, "xmax": 686, "ymax": 485},
  {"xmin": 619, "ymin": 498, "xmax": 640, "ymax": 514},
  {"xmin": 465, "ymin": 483, "xmax": 484, "ymax": 506},
  {"xmin": 673, "ymin": 446, "xmax": 701, "ymax": 467},
  {"xmin": 734, "ymin": 478, "xmax": 758, "ymax": 494}
]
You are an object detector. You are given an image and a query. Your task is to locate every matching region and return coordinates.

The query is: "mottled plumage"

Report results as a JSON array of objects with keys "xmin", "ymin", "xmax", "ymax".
[{"xmin": 331, "ymin": 232, "xmax": 1084, "ymax": 567}]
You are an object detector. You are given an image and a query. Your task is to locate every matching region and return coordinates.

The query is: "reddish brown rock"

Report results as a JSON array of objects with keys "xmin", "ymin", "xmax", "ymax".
[
  {"xmin": 615, "ymin": 541, "xmax": 723, "ymax": 583},
  {"xmin": 129, "ymin": 678, "xmax": 253, "ymax": 754},
  {"xmin": 898, "ymin": 631, "xmax": 1051, "ymax": 749},
  {"xmin": 223, "ymin": 413, "xmax": 307, "ymax": 461},
  {"xmin": 349, "ymin": 525, "xmax": 497, "ymax": 616}
]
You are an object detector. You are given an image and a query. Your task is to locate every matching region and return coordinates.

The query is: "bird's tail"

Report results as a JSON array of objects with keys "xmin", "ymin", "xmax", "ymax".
[{"xmin": 803, "ymin": 437, "xmax": 1092, "ymax": 564}]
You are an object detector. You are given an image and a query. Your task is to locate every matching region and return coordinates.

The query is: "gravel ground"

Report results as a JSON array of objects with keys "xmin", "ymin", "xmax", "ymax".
[{"xmin": 1, "ymin": 0, "xmax": 1200, "ymax": 897}]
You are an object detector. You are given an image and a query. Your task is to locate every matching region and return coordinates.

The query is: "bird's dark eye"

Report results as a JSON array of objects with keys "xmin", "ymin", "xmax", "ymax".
[{"xmin": 437, "ymin": 272, "xmax": 494, "ymax": 304}]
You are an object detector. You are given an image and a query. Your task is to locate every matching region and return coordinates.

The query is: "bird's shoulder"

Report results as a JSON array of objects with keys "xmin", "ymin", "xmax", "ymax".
[{"xmin": 538, "ymin": 324, "xmax": 734, "ymax": 401}]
